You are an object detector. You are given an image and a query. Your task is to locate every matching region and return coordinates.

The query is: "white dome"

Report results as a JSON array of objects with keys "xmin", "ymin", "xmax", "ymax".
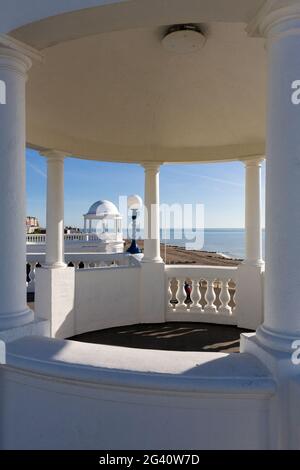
[{"xmin": 85, "ymin": 200, "xmax": 120, "ymax": 219}]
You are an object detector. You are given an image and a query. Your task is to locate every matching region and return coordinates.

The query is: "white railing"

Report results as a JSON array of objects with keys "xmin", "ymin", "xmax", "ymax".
[
  {"xmin": 165, "ymin": 265, "xmax": 238, "ymax": 325},
  {"xmin": 64, "ymin": 233, "xmax": 98, "ymax": 241},
  {"xmin": 26, "ymin": 233, "xmax": 102, "ymax": 243},
  {"xmin": 26, "ymin": 234, "xmax": 46, "ymax": 243},
  {"xmin": 26, "ymin": 253, "xmax": 139, "ymax": 293}
]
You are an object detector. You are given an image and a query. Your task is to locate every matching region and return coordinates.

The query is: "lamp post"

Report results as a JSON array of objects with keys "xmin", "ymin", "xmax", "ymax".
[{"xmin": 127, "ymin": 194, "xmax": 142, "ymax": 254}]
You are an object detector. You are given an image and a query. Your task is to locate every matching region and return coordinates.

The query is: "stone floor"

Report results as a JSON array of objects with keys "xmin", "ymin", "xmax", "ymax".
[{"xmin": 70, "ymin": 322, "xmax": 252, "ymax": 353}]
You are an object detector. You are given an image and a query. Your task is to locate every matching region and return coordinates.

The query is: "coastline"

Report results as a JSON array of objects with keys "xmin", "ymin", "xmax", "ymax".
[{"xmin": 125, "ymin": 240, "xmax": 242, "ymax": 266}]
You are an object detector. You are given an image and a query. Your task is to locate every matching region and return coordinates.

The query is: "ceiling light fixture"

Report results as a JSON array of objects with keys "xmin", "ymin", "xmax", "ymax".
[{"xmin": 162, "ymin": 24, "xmax": 206, "ymax": 54}]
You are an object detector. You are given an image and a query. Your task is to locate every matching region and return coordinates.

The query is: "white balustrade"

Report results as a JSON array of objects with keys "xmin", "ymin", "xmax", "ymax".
[
  {"xmin": 26, "ymin": 252, "xmax": 140, "ymax": 293},
  {"xmin": 26, "ymin": 234, "xmax": 46, "ymax": 243},
  {"xmin": 165, "ymin": 265, "xmax": 237, "ymax": 324},
  {"xmin": 26, "ymin": 233, "xmax": 102, "ymax": 244}
]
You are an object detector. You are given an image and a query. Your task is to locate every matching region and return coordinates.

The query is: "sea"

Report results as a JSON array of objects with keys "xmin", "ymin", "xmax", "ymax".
[{"xmin": 124, "ymin": 228, "xmax": 265, "ymax": 260}]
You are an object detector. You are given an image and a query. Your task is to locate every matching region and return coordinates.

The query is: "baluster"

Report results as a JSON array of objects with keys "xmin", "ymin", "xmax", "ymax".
[
  {"xmin": 218, "ymin": 280, "xmax": 232, "ymax": 315},
  {"xmin": 26, "ymin": 263, "xmax": 31, "ymax": 285},
  {"xmin": 190, "ymin": 279, "xmax": 201, "ymax": 311},
  {"xmin": 167, "ymin": 278, "xmax": 175, "ymax": 310},
  {"xmin": 27, "ymin": 263, "xmax": 36, "ymax": 293},
  {"xmin": 177, "ymin": 279, "xmax": 187, "ymax": 309},
  {"xmin": 204, "ymin": 279, "xmax": 217, "ymax": 314},
  {"xmin": 231, "ymin": 280, "xmax": 236, "ymax": 312}
]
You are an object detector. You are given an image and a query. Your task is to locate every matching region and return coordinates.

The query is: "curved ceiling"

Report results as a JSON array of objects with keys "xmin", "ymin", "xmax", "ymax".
[
  {"xmin": 9, "ymin": 0, "xmax": 266, "ymax": 48},
  {"xmin": 9, "ymin": 1, "xmax": 267, "ymax": 163}
]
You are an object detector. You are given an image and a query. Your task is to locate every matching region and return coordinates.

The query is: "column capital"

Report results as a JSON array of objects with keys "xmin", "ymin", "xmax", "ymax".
[
  {"xmin": 40, "ymin": 150, "xmax": 68, "ymax": 162},
  {"xmin": 241, "ymin": 156, "xmax": 265, "ymax": 167},
  {"xmin": 0, "ymin": 34, "xmax": 43, "ymax": 77},
  {"xmin": 0, "ymin": 47, "xmax": 32, "ymax": 78},
  {"xmin": 247, "ymin": 0, "xmax": 300, "ymax": 38},
  {"xmin": 142, "ymin": 161, "xmax": 162, "ymax": 172}
]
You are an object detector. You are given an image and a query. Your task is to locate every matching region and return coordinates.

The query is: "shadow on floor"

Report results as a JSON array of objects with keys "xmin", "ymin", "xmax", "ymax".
[{"xmin": 69, "ymin": 322, "xmax": 253, "ymax": 353}]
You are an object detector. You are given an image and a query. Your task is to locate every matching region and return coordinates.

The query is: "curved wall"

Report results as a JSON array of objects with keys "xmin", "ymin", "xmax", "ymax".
[
  {"xmin": 0, "ymin": 336, "xmax": 275, "ymax": 449},
  {"xmin": 74, "ymin": 265, "xmax": 141, "ymax": 335},
  {"xmin": 35, "ymin": 265, "xmax": 141, "ymax": 339}
]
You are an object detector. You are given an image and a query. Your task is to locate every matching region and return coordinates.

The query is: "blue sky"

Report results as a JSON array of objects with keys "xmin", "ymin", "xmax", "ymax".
[{"xmin": 26, "ymin": 148, "xmax": 266, "ymax": 229}]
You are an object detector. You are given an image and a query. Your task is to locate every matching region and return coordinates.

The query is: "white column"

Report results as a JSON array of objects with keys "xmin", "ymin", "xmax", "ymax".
[
  {"xmin": 0, "ymin": 46, "xmax": 34, "ymax": 330},
  {"xmin": 83, "ymin": 218, "xmax": 89, "ymax": 241},
  {"xmin": 250, "ymin": 2, "xmax": 300, "ymax": 351},
  {"xmin": 244, "ymin": 158, "xmax": 264, "ymax": 266},
  {"xmin": 142, "ymin": 162, "xmax": 162, "ymax": 263},
  {"xmin": 42, "ymin": 151, "xmax": 66, "ymax": 269},
  {"xmin": 140, "ymin": 163, "xmax": 164, "ymax": 323},
  {"xmin": 236, "ymin": 158, "xmax": 264, "ymax": 330},
  {"xmin": 89, "ymin": 220, "xmax": 92, "ymax": 234}
]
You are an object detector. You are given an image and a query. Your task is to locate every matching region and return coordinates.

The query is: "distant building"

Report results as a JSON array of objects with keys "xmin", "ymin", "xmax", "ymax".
[{"xmin": 26, "ymin": 216, "xmax": 39, "ymax": 234}]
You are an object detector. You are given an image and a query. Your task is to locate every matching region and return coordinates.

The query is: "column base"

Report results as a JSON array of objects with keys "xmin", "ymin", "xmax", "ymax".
[
  {"xmin": 241, "ymin": 330, "xmax": 300, "ymax": 449},
  {"xmin": 255, "ymin": 324, "xmax": 300, "ymax": 354},
  {"xmin": 241, "ymin": 329, "xmax": 300, "ymax": 374},
  {"xmin": 0, "ymin": 317, "xmax": 50, "ymax": 344},
  {"xmin": 43, "ymin": 262, "xmax": 67, "ymax": 269},
  {"xmin": 0, "ymin": 307, "xmax": 34, "ymax": 331},
  {"xmin": 243, "ymin": 259, "xmax": 265, "ymax": 268},
  {"xmin": 142, "ymin": 256, "xmax": 163, "ymax": 264}
]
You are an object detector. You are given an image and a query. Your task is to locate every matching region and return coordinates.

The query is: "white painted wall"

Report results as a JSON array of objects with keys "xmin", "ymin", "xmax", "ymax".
[
  {"xmin": 74, "ymin": 266, "xmax": 141, "ymax": 335},
  {"xmin": 35, "ymin": 265, "xmax": 141, "ymax": 338},
  {"xmin": 236, "ymin": 263, "xmax": 264, "ymax": 330},
  {"xmin": 35, "ymin": 267, "xmax": 76, "ymax": 339},
  {"xmin": 0, "ymin": 336, "xmax": 275, "ymax": 450},
  {"xmin": 140, "ymin": 262, "xmax": 165, "ymax": 323},
  {"xmin": 34, "ymin": 260, "xmax": 265, "ymax": 339}
]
